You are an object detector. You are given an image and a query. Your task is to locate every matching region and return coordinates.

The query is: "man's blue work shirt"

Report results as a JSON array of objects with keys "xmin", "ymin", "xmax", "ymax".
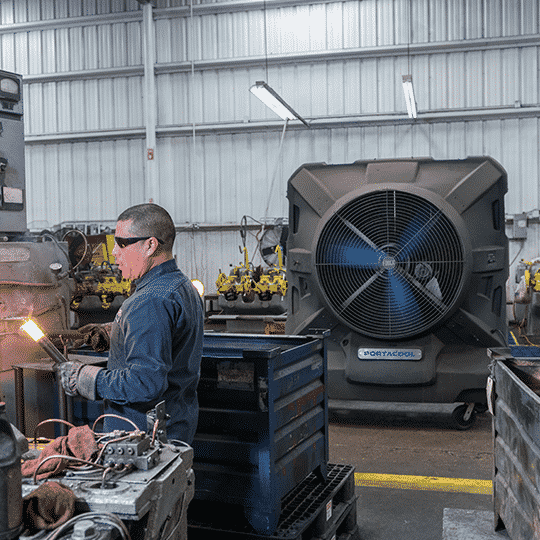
[{"xmin": 95, "ymin": 259, "xmax": 204, "ymax": 443}]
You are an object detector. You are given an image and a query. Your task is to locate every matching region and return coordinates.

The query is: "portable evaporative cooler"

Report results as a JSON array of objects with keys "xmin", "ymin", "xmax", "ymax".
[{"xmin": 285, "ymin": 157, "xmax": 508, "ymax": 425}]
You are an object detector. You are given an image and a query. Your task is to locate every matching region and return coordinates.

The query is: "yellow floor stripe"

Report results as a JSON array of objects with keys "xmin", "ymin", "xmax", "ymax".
[{"xmin": 354, "ymin": 473, "xmax": 493, "ymax": 495}]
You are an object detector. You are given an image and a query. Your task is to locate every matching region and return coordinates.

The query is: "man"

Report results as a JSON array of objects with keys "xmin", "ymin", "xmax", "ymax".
[{"xmin": 57, "ymin": 203, "xmax": 204, "ymax": 444}]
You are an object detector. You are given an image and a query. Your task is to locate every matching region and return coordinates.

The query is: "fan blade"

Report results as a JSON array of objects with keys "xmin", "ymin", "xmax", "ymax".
[
  {"xmin": 322, "ymin": 243, "xmax": 380, "ymax": 268},
  {"xmin": 395, "ymin": 266, "xmax": 447, "ymax": 313},
  {"xmin": 341, "ymin": 270, "xmax": 383, "ymax": 311},
  {"xmin": 387, "ymin": 269, "xmax": 420, "ymax": 323},
  {"xmin": 321, "ymin": 224, "xmax": 381, "ymax": 268},
  {"xmin": 338, "ymin": 215, "xmax": 382, "ymax": 253},
  {"xmin": 396, "ymin": 211, "xmax": 441, "ymax": 260},
  {"xmin": 319, "ymin": 215, "xmax": 383, "ymax": 269}
]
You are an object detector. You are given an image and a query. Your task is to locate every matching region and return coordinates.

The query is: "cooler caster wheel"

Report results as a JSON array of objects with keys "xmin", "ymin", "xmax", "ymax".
[
  {"xmin": 474, "ymin": 402, "xmax": 488, "ymax": 414},
  {"xmin": 451, "ymin": 403, "xmax": 477, "ymax": 430}
]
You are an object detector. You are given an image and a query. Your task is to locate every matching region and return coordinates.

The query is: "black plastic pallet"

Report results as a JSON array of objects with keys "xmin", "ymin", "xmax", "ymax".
[{"xmin": 188, "ymin": 463, "xmax": 358, "ymax": 540}]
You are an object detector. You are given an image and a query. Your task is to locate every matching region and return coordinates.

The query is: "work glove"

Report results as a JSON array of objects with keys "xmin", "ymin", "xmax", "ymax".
[
  {"xmin": 71, "ymin": 323, "xmax": 112, "ymax": 352},
  {"xmin": 86, "ymin": 324, "xmax": 112, "ymax": 352},
  {"xmin": 56, "ymin": 362, "xmax": 83, "ymax": 397},
  {"xmin": 55, "ymin": 362, "xmax": 103, "ymax": 401}
]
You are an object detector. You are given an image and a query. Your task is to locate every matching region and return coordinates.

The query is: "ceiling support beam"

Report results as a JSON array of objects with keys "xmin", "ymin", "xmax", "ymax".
[{"xmin": 24, "ymin": 105, "xmax": 540, "ymax": 145}]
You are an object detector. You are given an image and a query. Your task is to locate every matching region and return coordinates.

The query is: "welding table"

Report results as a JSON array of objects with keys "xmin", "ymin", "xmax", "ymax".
[{"xmin": 13, "ymin": 354, "xmax": 106, "ymax": 436}]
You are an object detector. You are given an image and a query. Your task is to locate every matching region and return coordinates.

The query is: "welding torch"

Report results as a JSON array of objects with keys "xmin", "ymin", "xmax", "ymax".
[{"xmin": 20, "ymin": 319, "xmax": 70, "ymax": 364}]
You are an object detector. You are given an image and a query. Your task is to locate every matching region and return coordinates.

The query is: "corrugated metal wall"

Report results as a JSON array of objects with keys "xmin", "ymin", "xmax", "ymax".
[{"xmin": 0, "ymin": 0, "xmax": 539, "ymax": 290}]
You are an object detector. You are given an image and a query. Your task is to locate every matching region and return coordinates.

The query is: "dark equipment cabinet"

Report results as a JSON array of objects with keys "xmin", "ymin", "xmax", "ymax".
[{"xmin": 192, "ymin": 333, "xmax": 329, "ymax": 536}]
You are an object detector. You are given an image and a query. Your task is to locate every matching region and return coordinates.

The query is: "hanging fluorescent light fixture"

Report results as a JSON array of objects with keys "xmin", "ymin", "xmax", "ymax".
[
  {"xmin": 250, "ymin": 81, "xmax": 310, "ymax": 127},
  {"xmin": 402, "ymin": 75, "xmax": 417, "ymax": 119}
]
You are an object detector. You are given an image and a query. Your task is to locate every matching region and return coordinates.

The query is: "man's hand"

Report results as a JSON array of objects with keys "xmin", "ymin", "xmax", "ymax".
[
  {"xmin": 55, "ymin": 362, "xmax": 84, "ymax": 396},
  {"xmin": 54, "ymin": 362, "xmax": 103, "ymax": 400}
]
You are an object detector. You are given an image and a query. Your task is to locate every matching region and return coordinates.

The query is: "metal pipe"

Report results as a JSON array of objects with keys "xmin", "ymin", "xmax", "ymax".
[
  {"xmin": 142, "ymin": 1, "xmax": 158, "ymax": 204},
  {"xmin": 13, "ymin": 367, "xmax": 24, "ymax": 434},
  {"xmin": 34, "ymin": 337, "xmax": 70, "ymax": 365}
]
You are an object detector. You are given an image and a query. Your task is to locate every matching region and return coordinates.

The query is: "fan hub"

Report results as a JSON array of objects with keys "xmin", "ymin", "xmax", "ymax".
[{"xmin": 381, "ymin": 256, "xmax": 397, "ymax": 269}]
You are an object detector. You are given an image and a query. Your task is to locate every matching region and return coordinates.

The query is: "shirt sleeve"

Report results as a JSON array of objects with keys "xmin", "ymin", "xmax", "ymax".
[{"xmin": 96, "ymin": 293, "xmax": 182, "ymax": 405}]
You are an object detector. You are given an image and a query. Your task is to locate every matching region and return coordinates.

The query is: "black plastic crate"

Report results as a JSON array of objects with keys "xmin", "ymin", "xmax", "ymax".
[{"xmin": 188, "ymin": 463, "xmax": 357, "ymax": 540}]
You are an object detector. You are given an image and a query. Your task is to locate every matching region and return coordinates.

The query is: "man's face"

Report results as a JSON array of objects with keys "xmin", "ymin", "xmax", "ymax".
[{"xmin": 112, "ymin": 219, "xmax": 154, "ymax": 281}]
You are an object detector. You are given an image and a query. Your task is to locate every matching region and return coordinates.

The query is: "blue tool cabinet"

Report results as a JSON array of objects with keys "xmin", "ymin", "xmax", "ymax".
[{"xmin": 192, "ymin": 332, "xmax": 328, "ymax": 535}]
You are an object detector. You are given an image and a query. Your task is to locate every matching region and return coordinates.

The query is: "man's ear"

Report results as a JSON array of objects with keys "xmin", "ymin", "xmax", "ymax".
[{"xmin": 146, "ymin": 238, "xmax": 160, "ymax": 256}]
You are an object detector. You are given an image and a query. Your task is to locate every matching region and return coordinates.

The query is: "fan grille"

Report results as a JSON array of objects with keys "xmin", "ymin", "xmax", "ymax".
[{"xmin": 315, "ymin": 190, "xmax": 465, "ymax": 339}]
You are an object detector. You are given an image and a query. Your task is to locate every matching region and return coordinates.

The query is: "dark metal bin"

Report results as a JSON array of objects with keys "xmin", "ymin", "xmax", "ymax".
[
  {"xmin": 193, "ymin": 333, "xmax": 328, "ymax": 536},
  {"xmin": 490, "ymin": 347, "xmax": 540, "ymax": 539}
]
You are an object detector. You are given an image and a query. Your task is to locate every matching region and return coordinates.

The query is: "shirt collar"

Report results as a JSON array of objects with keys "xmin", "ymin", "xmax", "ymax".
[{"xmin": 134, "ymin": 259, "xmax": 178, "ymax": 290}]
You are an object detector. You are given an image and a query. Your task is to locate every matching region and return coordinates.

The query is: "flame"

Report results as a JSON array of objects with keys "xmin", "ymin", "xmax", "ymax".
[{"xmin": 20, "ymin": 319, "xmax": 45, "ymax": 342}]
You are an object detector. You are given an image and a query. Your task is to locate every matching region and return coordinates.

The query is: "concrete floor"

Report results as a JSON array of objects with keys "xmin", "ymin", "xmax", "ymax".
[{"xmin": 328, "ymin": 404, "xmax": 511, "ymax": 540}]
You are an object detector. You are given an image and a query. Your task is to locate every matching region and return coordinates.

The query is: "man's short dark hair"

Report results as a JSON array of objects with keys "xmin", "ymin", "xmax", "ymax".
[{"xmin": 117, "ymin": 203, "xmax": 176, "ymax": 251}]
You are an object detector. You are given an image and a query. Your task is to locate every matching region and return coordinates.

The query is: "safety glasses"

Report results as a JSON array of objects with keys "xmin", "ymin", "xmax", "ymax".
[{"xmin": 114, "ymin": 236, "xmax": 164, "ymax": 248}]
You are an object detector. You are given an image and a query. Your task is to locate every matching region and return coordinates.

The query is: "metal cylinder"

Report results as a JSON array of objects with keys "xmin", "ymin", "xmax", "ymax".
[{"xmin": 0, "ymin": 402, "xmax": 22, "ymax": 540}]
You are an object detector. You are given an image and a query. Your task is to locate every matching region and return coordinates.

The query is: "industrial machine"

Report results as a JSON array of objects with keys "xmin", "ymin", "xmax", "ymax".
[
  {"xmin": 285, "ymin": 157, "xmax": 508, "ymax": 428},
  {"xmin": 511, "ymin": 258, "xmax": 540, "ymax": 340},
  {"xmin": 0, "ymin": 69, "xmax": 74, "ymax": 426},
  {"xmin": 215, "ymin": 245, "xmax": 287, "ymax": 313},
  {"xmin": 1, "ymin": 401, "xmax": 194, "ymax": 540},
  {"xmin": 65, "ymin": 231, "xmax": 132, "ymax": 325},
  {"xmin": 214, "ymin": 217, "xmax": 288, "ymax": 323}
]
